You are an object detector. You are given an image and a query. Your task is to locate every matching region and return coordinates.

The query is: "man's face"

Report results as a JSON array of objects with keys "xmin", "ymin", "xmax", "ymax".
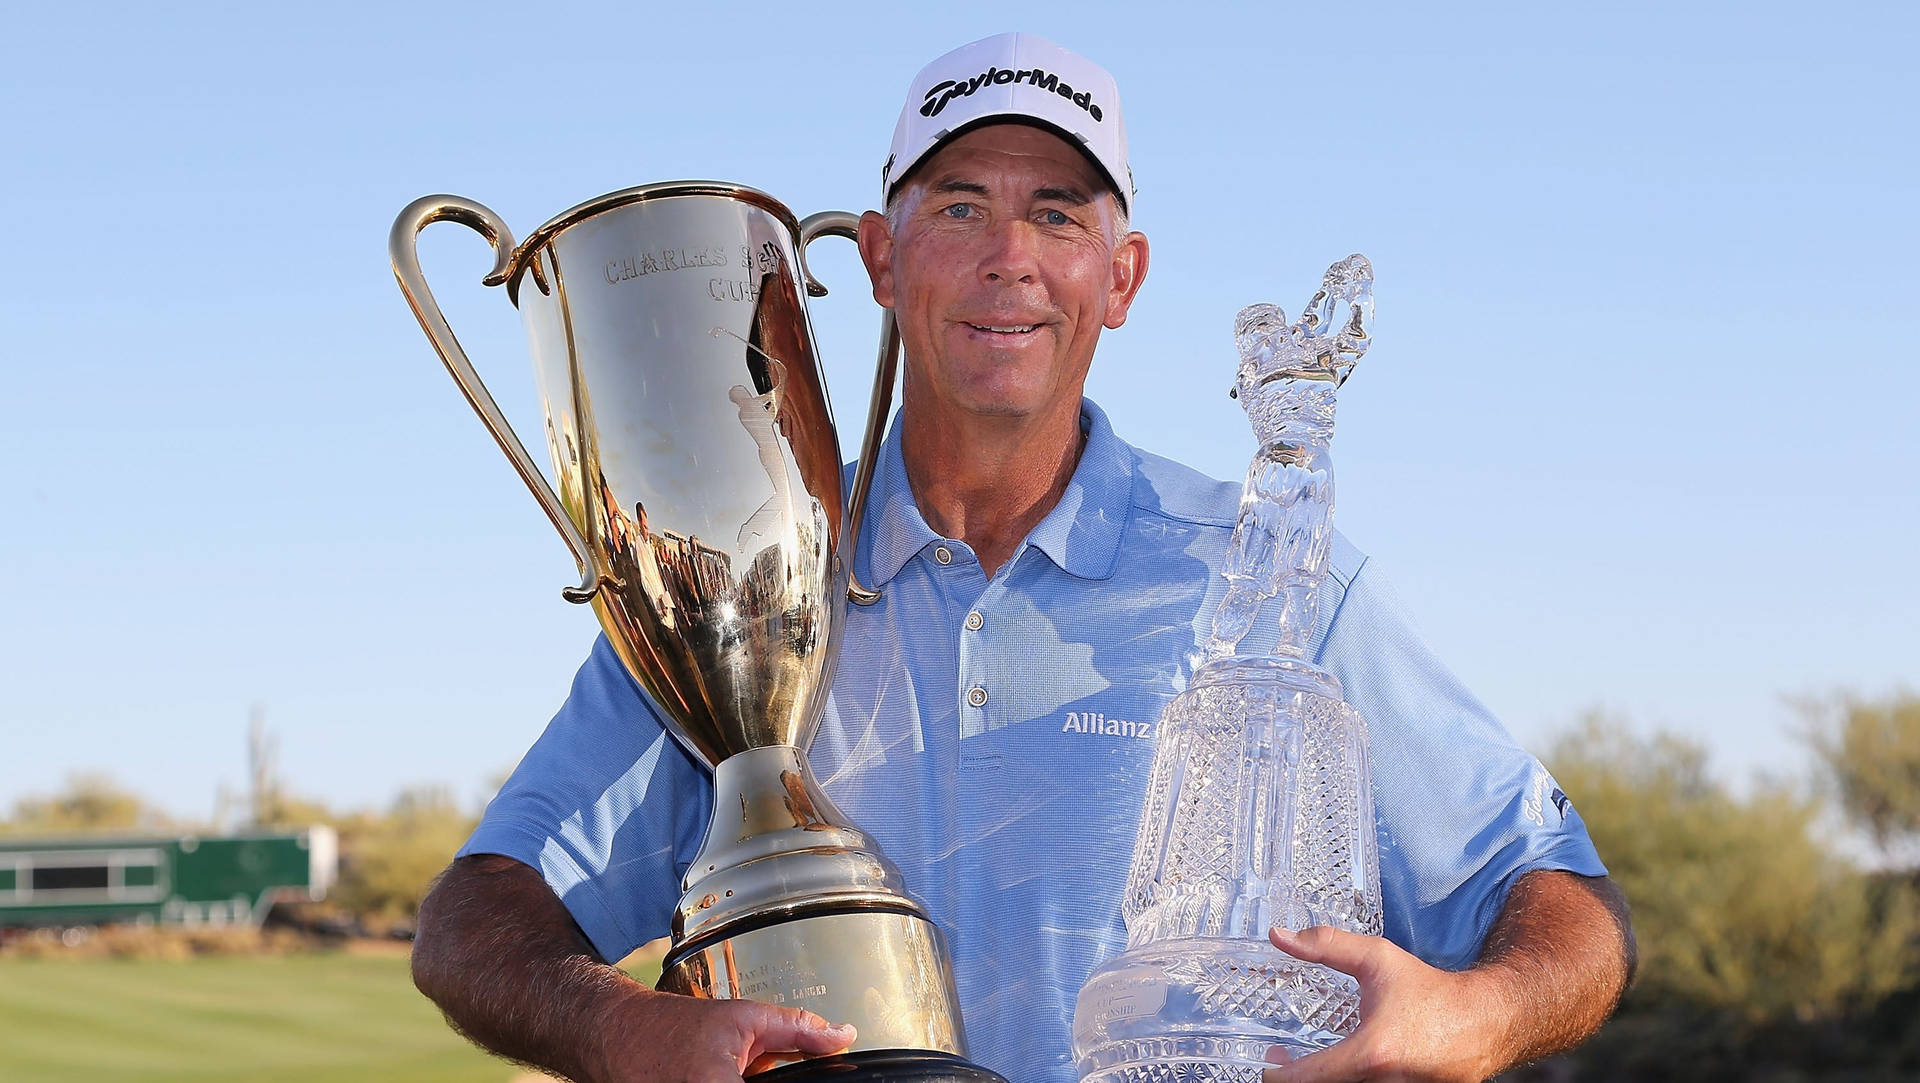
[{"xmin": 857, "ymin": 124, "xmax": 1149, "ymax": 427}]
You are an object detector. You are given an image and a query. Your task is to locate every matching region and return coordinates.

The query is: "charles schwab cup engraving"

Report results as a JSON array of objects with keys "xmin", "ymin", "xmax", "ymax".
[
  {"xmin": 604, "ymin": 242, "xmax": 737, "ymax": 285},
  {"xmin": 391, "ymin": 182, "xmax": 1008, "ymax": 1083}
]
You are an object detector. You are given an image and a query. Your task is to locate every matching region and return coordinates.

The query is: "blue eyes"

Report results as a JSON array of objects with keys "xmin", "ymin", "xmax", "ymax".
[{"xmin": 938, "ymin": 204, "xmax": 1075, "ymax": 226}]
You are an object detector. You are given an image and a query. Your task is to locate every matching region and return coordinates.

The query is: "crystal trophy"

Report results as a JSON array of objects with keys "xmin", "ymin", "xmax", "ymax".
[{"xmin": 1071, "ymin": 256, "xmax": 1382, "ymax": 1082}]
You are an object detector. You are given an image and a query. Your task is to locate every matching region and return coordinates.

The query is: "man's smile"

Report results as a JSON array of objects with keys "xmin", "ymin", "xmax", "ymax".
[{"xmin": 958, "ymin": 318, "xmax": 1052, "ymax": 344}]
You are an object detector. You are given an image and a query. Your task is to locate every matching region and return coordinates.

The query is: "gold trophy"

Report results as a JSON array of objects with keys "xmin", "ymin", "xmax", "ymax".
[{"xmin": 391, "ymin": 184, "xmax": 1008, "ymax": 1082}]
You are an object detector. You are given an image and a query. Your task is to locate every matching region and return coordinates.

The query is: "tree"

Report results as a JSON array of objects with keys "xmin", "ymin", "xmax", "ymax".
[
  {"xmin": 0, "ymin": 773, "xmax": 172, "ymax": 837},
  {"xmin": 1547, "ymin": 713, "xmax": 1916, "ymax": 1024},
  {"xmin": 1806, "ymin": 690, "xmax": 1920, "ymax": 865},
  {"xmin": 326, "ymin": 785, "xmax": 477, "ymax": 928}
]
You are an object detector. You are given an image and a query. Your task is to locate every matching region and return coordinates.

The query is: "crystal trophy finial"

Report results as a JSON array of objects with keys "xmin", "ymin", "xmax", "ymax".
[{"xmin": 1071, "ymin": 256, "xmax": 1382, "ymax": 1082}]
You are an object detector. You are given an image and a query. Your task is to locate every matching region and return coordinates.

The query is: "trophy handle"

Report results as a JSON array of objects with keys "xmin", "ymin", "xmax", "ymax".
[
  {"xmin": 797, "ymin": 211, "xmax": 899, "ymax": 607},
  {"xmin": 389, "ymin": 194, "xmax": 602, "ymax": 605}
]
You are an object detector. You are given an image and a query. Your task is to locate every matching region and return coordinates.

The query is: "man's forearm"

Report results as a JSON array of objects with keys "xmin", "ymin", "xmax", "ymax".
[
  {"xmin": 412, "ymin": 853, "xmax": 643, "ymax": 1082},
  {"xmin": 1469, "ymin": 870, "xmax": 1635, "ymax": 1073}
]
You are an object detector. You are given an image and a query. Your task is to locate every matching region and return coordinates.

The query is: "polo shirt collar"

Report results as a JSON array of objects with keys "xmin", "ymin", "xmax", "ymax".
[{"xmin": 856, "ymin": 398, "xmax": 1136, "ymax": 587}]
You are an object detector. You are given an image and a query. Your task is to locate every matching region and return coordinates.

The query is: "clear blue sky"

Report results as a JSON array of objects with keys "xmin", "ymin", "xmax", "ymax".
[{"xmin": 2, "ymin": 1, "xmax": 1914, "ymax": 820}]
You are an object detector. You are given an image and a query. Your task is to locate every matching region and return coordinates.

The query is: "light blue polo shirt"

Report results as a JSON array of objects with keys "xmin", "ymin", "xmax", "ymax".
[{"xmin": 462, "ymin": 398, "xmax": 1605, "ymax": 1082}]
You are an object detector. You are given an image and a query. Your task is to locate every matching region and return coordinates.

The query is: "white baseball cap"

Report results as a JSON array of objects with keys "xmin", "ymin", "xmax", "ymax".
[{"xmin": 882, "ymin": 33, "xmax": 1133, "ymax": 214}]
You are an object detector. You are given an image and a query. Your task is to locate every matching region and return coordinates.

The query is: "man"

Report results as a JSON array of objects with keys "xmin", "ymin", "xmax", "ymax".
[{"xmin": 412, "ymin": 33, "xmax": 1634, "ymax": 1083}]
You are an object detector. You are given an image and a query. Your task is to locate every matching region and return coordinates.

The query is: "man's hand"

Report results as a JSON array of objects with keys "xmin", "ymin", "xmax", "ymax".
[
  {"xmin": 1260, "ymin": 871, "xmax": 1634, "ymax": 1083},
  {"xmin": 413, "ymin": 854, "xmax": 857, "ymax": 1083},
  {"xmin": 1259, "ymin": 926, "xmax": 1502, "ymax": 1083},
  {"xmin": 589, "ymin": 987, "xmax": 856, "ymax": 1082}
]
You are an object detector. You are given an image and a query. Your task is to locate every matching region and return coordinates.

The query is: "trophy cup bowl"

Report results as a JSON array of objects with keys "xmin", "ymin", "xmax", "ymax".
[{"xmin": 392, "ymin": 183, "xmax": 1008, "ymax": 1083}]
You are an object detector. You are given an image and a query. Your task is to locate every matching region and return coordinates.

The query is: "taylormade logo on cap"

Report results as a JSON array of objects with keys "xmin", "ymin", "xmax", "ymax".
[
  {"xmin": 883, "ymin": 33, "xmax": 1133, "ymax": 213},
  {"xmin": 920, "ymin": 66, "xmax": 1105, "ymax": 122}
]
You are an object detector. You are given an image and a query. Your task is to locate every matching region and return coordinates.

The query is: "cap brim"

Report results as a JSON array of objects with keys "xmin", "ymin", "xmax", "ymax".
[{"xmin": 886, "ymin": 113, "xmax": 1129, "ymax": 215}]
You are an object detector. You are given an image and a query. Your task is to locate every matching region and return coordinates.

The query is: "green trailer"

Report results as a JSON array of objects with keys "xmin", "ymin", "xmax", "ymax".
[{"xmin": 0, "ymin": 827, "xmax": 336, "ymax": 929}]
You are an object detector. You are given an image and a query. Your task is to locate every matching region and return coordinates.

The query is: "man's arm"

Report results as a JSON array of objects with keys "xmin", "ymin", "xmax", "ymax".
[
  {"xmin": 1263, "ymin": 870, "xmax": 1635, "ymax": 1083},
  {"xmin": 412, "ymin": 853, "xmax": 856, "ymax": 1083}
]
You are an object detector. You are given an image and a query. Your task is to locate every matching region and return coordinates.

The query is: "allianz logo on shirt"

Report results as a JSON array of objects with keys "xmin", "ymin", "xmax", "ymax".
[{"xmin": 1061, "ymin": 710, "xmax": 1154, "ymax": 740}]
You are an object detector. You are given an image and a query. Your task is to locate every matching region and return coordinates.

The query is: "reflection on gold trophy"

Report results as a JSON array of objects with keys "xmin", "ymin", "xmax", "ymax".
[{"xmin": 392, "ymin": 183, "xmax": 1008, "ymax": 1082}]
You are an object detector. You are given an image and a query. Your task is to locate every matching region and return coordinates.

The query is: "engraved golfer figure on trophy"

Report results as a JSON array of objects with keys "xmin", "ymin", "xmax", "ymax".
[{"xmin": 1072, "ymin": 256, "xmax": 1382, "ymax": 1082}]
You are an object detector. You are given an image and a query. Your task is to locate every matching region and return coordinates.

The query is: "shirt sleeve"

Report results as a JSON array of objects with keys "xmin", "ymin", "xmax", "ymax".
[
  {"xmin": 1315, "ymin": 555, "xmax": 1607, "ymax": 971},
  {"xmin": 458, "ymin": 633, "xmax": 713, "ymax": 962}
]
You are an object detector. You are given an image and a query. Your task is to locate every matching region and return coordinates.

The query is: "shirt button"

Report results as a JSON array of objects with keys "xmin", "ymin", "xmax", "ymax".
[
  {"xmin": 965, "ymin": 610, "xmax": 984, "ymax": 631},
  {"xmin": 967, "ymin": 686, "xmax": 988, "ymax": 707},
  {"xmin": 934, "ymin": 545, "xmax": 954, "ymax": 565}
]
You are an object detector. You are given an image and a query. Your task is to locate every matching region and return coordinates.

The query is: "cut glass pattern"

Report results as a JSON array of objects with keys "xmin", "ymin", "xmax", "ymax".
[{"xmin": 1073, "ymin": 257, "xmax": 1382, "ymax": 1082}]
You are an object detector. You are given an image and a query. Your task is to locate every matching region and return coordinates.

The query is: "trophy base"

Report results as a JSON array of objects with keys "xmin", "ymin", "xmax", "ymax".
[
  {"xmin": 660, "ymin": 906, "xmax": 969, "ymax": 1062},
  {"xmin": 756, "ymin": 1049, "xmax": 1010, "ymax": 1083}
]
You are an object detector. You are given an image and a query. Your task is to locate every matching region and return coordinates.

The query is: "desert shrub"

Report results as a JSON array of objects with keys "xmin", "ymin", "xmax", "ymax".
[
  {"xmin": 1531, "ymin": 713, "xmax": 1920, "ymax": 1080},
  {"xmin": 324, "ymin": 786, "xmax": 476, "ymax": 929}
]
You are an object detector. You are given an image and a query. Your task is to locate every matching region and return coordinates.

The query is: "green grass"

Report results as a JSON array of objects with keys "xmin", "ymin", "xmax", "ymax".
[{"xmin": 0, "ymin": 951, "xmax": 528, "ymax": 1082}]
